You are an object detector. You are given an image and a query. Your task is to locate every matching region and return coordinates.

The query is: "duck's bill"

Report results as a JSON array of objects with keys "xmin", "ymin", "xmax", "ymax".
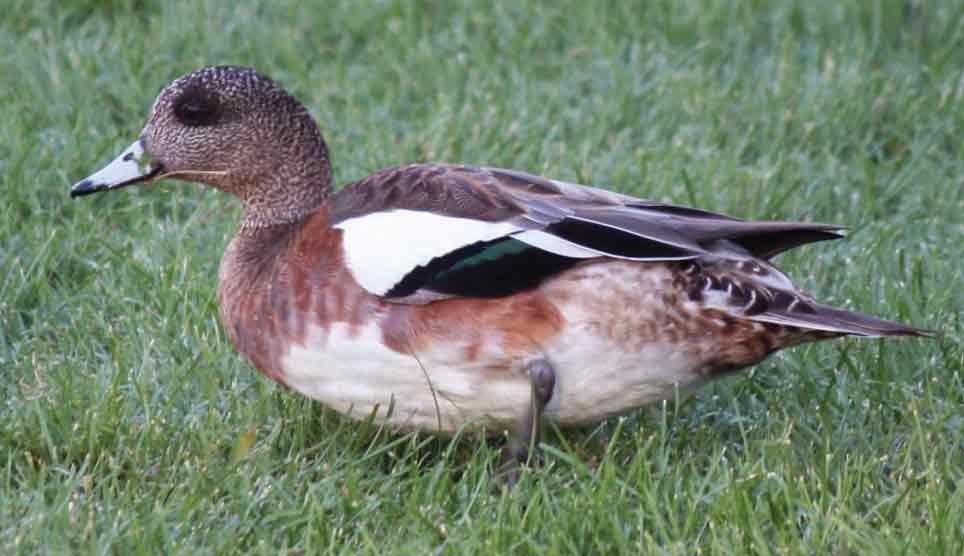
[{"xmin": 70, "ymin": 139, "xmax": 163, "ymax": 198}]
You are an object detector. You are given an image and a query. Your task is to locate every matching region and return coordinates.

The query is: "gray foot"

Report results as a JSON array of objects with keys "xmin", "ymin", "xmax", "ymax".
[{"xmin": 499, "ymin": 358, "xmax": 556, "ymax": 487}]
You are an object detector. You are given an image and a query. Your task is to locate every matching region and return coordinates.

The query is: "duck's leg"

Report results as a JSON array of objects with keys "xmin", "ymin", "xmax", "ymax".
[{"xmin": 500, "ymin": 358, "xmax": 556, "ymax": 487}]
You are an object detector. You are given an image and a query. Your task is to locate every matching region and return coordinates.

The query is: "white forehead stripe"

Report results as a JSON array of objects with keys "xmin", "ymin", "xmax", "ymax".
[{"xmin": 83, "ymin": 140, "xmax": 151, "ymax": 189}]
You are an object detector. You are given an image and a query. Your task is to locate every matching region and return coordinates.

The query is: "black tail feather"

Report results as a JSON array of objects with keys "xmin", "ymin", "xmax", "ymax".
[
  {"xmin": 731, "ymin": 227, "xmax": 846, "ymax": 260},
  {"xmin": 753, "ymin": 302, "xmax": 934, "ymax": 338}
]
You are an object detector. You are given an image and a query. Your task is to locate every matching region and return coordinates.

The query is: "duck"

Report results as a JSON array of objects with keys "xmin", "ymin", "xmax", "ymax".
[{"xmin": 71, "ymin": 66, "xmax": 931, "ymax": 475}]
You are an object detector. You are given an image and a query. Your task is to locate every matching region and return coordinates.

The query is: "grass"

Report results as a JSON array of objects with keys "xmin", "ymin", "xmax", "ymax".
[{"xmin": 1, "ymin": 0, "xmax": 962, "ymax": 553}]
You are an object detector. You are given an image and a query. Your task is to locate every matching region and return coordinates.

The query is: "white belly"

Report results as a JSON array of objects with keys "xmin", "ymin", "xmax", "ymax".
[
  {"xmin": 280, "ymin": 262, "xmax": 712, "ymax": 433},
  {"xmin": 542, "ymin": 325, "xmax": 706, "ymax": 424},
  {"xmin": 280, "ymin": 321, "xmax": 532, "ymax": 432},
  {"xmin": 279, "ymin": 318, "xmax": 706, "ymax": 433}
]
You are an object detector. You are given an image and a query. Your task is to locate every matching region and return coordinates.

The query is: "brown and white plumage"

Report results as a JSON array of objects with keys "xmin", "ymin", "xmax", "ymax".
[
  {"xmin": 327, "ymin": 162, "xmax": 923, "ymax": 340},
  {"xmin": 70, "ymin": 66, "xmax": 931, "ymax": 443}
]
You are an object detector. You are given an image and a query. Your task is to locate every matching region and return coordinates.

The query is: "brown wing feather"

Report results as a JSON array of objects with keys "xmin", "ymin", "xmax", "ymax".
[
  {"xmin": 330, "ymin": 163, "xmax": 844, "ymax": 260},
  {"xmin": 329, "ymin": 164, "xmax": 530, "ymax": 224}
]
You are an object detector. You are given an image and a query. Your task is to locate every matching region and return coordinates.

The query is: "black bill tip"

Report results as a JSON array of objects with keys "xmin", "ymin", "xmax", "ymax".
[
  {"xmin": 70, "ymin": 179, "xmax": 107, "ymax": 198},
  {"xmin": 68, "ymin": 164, "xmax": 164, "ymax": 200}
]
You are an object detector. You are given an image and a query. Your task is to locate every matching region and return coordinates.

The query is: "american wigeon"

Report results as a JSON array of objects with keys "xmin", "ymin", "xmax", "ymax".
[{"xmin": 71, "ymin": 66, "xmax": 931, "ymax": 477}]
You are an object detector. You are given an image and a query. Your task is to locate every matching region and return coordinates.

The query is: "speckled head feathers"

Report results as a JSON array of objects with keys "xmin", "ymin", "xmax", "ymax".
[{"xmin": 116, "ymin": 66, "xmax": 333, "ymax": 227}]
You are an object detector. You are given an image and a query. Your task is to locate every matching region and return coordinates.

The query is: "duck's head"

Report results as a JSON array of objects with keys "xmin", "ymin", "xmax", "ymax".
[{"xmin": 71, "ymin": 66, "xmax": 332, "ymax": 226}]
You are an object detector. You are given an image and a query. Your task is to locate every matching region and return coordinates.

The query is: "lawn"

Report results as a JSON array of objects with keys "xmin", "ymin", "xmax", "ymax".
[{"xmin": 1, "ymin": 0, "xmax": 962, "ymax": 554}]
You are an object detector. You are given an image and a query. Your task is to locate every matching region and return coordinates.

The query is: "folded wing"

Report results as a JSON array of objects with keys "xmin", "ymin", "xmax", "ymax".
[{"xmin": 329, "ymin": 164, "xmax": 845, "ymax": 303}]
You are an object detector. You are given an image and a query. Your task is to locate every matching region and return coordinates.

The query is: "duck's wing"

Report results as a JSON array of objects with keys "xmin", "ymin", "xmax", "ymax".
[
  {"xmin": 327, "ymin": 164, "xmax": 844, "ymax": 303},
  {"xmin": 487, "ymin": 168, "xmax": 845, "ymax": 260}
]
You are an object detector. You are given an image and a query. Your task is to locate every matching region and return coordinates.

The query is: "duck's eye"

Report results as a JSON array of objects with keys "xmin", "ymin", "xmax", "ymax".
[{"xmin": 173, "ymin": 88, "xmax": 220, "ymax": 127}]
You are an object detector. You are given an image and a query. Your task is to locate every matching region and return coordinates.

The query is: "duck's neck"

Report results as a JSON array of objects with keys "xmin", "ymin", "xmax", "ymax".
[
  {"xmin": 239, "ymin": 179, "xmax": 328, "ymax": 230},
  {"xmin": 237, "ymin": 114, "xmax": 333, "ymax": 230},
  {"xmin": 224, "ymin": 209, "xmax": 332, "ymax": 290}
]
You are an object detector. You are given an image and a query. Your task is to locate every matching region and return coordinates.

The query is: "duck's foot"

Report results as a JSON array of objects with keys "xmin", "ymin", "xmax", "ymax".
[{"xmin": 498, "ymin": 358, "xmax": 556, "ymax": 488}]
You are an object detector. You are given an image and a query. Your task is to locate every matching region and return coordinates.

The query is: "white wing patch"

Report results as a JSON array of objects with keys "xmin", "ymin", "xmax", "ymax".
[
  {"xmin": 335, "ymin": 210, "xmax": 520, "ymax": 296},
  {"xmin": 335, "ymin": 210, "xmax": 674, "ymax": 298}
]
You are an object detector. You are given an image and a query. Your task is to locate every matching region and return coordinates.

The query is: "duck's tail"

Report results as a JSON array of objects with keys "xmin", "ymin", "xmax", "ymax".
[{"xmin": 749, "ymin": 302, "xmax": 935, "ymax": 338}]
